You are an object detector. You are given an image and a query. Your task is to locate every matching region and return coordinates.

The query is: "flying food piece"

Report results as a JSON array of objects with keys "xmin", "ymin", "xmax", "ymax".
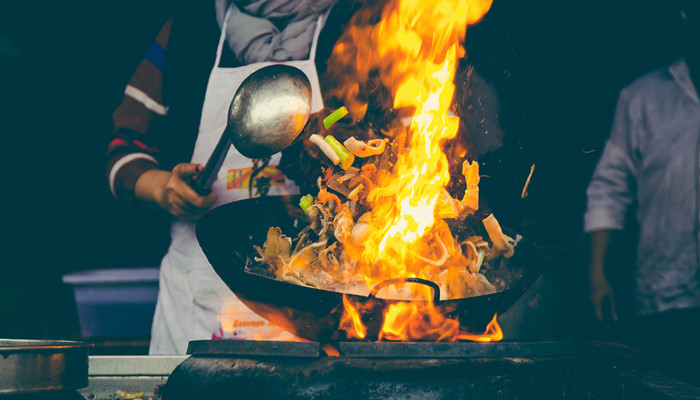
[
  {"xmin": 482, "ymin": 214, "xmax": 515, "ymax": 259},
  {"xmin": 323, "ymin": 106, "xmax": 349, "ymax": 129},
  {"xmin": 299, "ymin": 194, "xmax": 314, "ymax": 214},
  {"xmin": 521, "ymin": 164, "xmax": 535, "ymax": 199},
  {"xmin": 325, "ymin": 135, "xmax": 355, "ymax": 170},
  {"xmin": 460, "ymin": 160, "xmax": 479, "ymax": 215},
  {"xmin": 343, "ymin": 137, "xmax": 389, "ymax": 157},
  {"xmin": 310, "ymin": 134, "xmax": 340, "ymax": 165}
]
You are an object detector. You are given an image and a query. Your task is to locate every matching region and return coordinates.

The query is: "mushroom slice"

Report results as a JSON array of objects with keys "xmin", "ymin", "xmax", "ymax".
[
  {"xmin": 319, "ymin": 242, "xmax": 339, "ymax": 270},
  {"xmin": 308, "ymin": 204, "xmax": 323, "ymax": 234},
  {"xmin": 333, "ymin": 208, "xmax": 354, "ymax": 244},
  {"xmin": 263, "ymin": 227, "xmax": 283, "ymax": 259}
]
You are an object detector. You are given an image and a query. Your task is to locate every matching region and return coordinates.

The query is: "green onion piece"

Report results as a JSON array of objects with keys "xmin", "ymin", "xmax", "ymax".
[
  {"xmin": 299, "ymin": 194, "xmax": 314, "ymax": 214},
  {"xmin": 323, "ymin": 106, "xmax": 349, "ymax": 129},
  {"xmin": 324, "ymin": 135, "xmax": 355, "ymax": 170}
]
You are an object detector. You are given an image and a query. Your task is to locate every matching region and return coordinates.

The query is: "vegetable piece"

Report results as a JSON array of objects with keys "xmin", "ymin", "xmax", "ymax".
[
  {"xmin": 521, "ymin": 164, "xmax": 535, "ymax": 199},
  {"xmin": 323, "ymin": 106, "xmax": 349, "ymax": 129},
  {"xmin": 299, "ymin": 194, "xmax": 314, "ymax": 214},
  {"xmin": 482, "ymin": 214, "xmax": 515, "ymax": 259},
  {"xmin": 309, "ymin": 134, "xmax": 340, "ymax": 165},
  {"xmin": 324, "ymin": 135, "xmax": 355, "ymax": 170},
  {"xmin": 343, "ymin": 137, "xmax": 388, "ymax": 157}
]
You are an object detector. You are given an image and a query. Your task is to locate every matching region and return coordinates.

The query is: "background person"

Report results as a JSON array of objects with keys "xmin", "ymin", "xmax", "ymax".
[{"xmin": 585, "ymin": 0, "xmax": 700, "ymax": 382}]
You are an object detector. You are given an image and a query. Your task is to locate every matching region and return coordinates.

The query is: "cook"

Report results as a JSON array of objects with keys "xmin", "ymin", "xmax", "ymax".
[
  {"xmin": 585, "ymin": 0, "xmax": 700, "ymax": 379},
  {"xmin": 106, "ymin": 0, "xmax": 335, "ymax": 355},
  {"xmin": 106, "ymin": 0, "xmax": 503, "ymax": 355}
]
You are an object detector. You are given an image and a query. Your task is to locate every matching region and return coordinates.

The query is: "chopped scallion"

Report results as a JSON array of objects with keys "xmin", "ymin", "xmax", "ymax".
[{"xmin": 323, "ymin": 106, "xmax": 349, "ymax": 129}]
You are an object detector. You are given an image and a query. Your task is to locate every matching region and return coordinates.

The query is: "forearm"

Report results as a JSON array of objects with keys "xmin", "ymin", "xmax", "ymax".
[
  {"xmin": 589, "ymin": 230, "xmax": 613, "ymax": 280},
  {"xmin": 134, "ymin": 169, "xmax": 170, "ymax": 208}
]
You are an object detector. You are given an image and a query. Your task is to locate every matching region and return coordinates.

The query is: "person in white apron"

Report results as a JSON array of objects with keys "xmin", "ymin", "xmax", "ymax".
[{"xmin": 144, "ymin": 7, "xmax": 328, "ymax": 355}]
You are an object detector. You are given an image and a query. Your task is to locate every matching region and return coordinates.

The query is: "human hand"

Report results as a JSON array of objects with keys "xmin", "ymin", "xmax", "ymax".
[
  {"xmin": 589, "ymin": 270, "xmax": 618, "ymax": 323},
  {"xmin": 136, "ymin": 163, "xmax": 218, "ymax": 219}
]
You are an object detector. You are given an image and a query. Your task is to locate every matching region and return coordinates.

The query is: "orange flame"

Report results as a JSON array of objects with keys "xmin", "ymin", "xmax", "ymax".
[
  {"xmin": 457, "ymin": 314, "xmax": 503, "ymax": 342},
  {"xmin": 359, "ymin": 0, "xmax": 490, "ymax": 273},
  {"xmin": 381, "ymin": 305, "xmax": 502, "ymax": 342},
  {"xmin": 340, "ymin": 294, "xmax": 502, "ymax": 342},
  {"xmin": 328, "ymin": 0, "xmax": 497, "ymax": 342},
  {"xmin": 314, "ymin": 0, "xmax": 497, "ymax": 342},
  {"xmin": 340, "ymin": 294, "xmax": 367, "ymax": 339}
]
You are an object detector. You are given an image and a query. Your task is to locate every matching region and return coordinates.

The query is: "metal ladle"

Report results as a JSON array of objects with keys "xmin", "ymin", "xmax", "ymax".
[{"xmin": 192, "ymin": 64, "xmax": 312, "ymax": 194}]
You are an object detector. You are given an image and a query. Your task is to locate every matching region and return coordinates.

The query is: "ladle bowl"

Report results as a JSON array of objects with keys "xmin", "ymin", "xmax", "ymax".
[
  {"xmin": 193, "ymin": 64, "xmax": 312, "ymax": 194},
  {"xmin": 228, "ymin": 64, "xmax": 313, "ymax": 159}
]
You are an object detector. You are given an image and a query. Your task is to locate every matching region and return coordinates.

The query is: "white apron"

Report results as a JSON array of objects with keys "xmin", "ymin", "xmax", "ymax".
[{"xmin": 149, "ymin": 9, "xmax": 326, "ymax": 355}]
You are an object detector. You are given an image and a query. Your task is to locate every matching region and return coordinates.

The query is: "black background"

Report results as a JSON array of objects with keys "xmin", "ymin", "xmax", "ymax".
[{"xmin": 0, "ymin": 0, "xmax": 686, "ymax": 339}]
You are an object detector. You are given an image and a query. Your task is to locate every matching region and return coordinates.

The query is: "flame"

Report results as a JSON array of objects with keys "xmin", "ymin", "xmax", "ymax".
[
  {"xmin": 328, "ymin": 0, "xmax": 493, "ymax": 276},
  {"xmin": 326, "ymin": 0, "xmax": 497, "ymax": 342},
  {"xmin": 340, "ymin": 295, "xmax": 502, "ymax": 342},
  {"xmin": 339, "ymin": 294, "xmax": 367, "ymax": 339},
  {"xmin": 381, "ymin": 305, "xmax": 502, "ymax": 342},
  {"xmin": 457, "ymin": 314, "xmax": 503, "ymax": 342},
  {"xmin": 322, "ymin": 344, "xmax": 341, "ymax": 357}
]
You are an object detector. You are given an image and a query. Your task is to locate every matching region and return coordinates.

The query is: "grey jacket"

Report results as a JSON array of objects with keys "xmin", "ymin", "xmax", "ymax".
[{"xmin": 585, "ymin": 60, "xmax": 700, "ymax": 316}]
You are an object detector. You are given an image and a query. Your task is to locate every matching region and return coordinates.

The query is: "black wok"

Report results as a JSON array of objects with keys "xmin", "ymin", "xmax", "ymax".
[{"xmin": 196, "ymin": 195, "xmax": 542, "ymax": 343}]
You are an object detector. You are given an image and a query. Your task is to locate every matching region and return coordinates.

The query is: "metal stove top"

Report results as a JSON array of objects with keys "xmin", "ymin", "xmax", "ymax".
[
  {"xmin": 160, "ymin": 340, "xmax": 700, "ymax": 400},
  {"xmin": 186, "ymin": 339, "xmax": 584, "ymax": 359}
]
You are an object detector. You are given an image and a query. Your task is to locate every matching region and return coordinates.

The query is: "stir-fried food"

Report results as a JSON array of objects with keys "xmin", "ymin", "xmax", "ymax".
[{"xmin": 254, "ymin": 132, "xmax": 515, "ymax": 301}]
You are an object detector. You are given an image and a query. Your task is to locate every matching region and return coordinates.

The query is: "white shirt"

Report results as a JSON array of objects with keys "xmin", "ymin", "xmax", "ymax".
[{"xmin": 585, "ymin": 59, "xmax": 700, "ymax": 316}]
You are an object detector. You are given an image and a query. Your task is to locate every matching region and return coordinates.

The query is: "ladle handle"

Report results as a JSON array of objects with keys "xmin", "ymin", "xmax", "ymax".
[{"xmin": 192, "ymin": 131, "xmax": 232, "ymax": 195}]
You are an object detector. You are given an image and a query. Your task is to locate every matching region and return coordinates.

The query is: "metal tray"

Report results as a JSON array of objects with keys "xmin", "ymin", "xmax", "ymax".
[{"xmin": 0, "ymin": 339, "xmax": 91, "ymax": 394}]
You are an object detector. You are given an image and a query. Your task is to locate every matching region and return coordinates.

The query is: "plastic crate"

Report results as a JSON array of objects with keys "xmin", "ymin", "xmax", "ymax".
[{"xmin": 62, "ymin": 268, "xmax": 159, "ymax": 338}]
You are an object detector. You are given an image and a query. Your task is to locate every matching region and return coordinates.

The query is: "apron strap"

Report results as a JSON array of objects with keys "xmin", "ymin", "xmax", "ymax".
[
  {"xmin": 308, "ymin": 12, "xmax": 327, "ymax": 62},
  {"xmin": 213, "ymin": 7, "xmax": 233, "ymax": 70}
]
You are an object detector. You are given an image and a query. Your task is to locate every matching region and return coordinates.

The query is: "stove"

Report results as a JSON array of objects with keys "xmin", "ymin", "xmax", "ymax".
[
  {"xmin": 159, "ymin": 340, "xmax": 700, "ymax": 400},
  {"xmin": 11, "ymin": 341, "xmax": 696, "ymax": 399}
]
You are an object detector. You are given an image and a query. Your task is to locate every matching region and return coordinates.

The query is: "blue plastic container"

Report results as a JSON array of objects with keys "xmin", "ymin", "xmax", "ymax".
[{"xmin": 62, "ymin": 268, "xmax": 159, "ymax": 338}]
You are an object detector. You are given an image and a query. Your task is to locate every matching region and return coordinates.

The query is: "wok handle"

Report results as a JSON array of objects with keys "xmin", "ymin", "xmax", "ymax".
[{"xmin": 368, "ymin": 278, "xmax": 441, "ymax": 305}]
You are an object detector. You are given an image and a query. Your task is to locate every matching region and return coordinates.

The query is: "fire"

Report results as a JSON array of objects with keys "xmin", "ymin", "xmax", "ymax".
[
  {"xmin": 381, "ymin": 304, "xmax": 502, "ymax": 342},
  {"xmin": 340, "ymin": 293, "xmax": 502, "ymax": 342},
  {"xmin": 457, "ymin": 314, "xmax": 503, "ymax": 342},
  {"xmin": 326, "ymin": 0, "xmax": 498, "ymax": 341},
  {"xmin": 340, "ymin": 294, "xmax": 367, "ymax": 339}
]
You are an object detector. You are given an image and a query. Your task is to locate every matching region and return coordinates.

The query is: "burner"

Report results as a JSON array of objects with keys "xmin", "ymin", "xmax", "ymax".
[
  {"xmin": 187, "ymin": 340, "xmax": 322, "ymax": 358},
  {"xmin": 161, "ymin": 340, "xmax": 700, "ymax": 400}
]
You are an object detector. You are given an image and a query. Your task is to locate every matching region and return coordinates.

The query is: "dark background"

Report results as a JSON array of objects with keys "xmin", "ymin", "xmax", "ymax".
[{"xmin": 0, "ymin": 0, "xmax": 686, "ymax": 340}]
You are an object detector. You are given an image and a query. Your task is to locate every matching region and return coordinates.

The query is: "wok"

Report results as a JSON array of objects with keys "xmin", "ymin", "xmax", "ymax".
[{"xmin": 196, "ymin": 195, "xmax": 542, "ymax": 343}]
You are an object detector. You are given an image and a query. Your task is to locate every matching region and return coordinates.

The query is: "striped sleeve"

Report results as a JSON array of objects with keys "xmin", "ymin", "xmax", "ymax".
[{"xmin": 107, "ymin": 19, "xmax": 172, "ymax": 203}]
